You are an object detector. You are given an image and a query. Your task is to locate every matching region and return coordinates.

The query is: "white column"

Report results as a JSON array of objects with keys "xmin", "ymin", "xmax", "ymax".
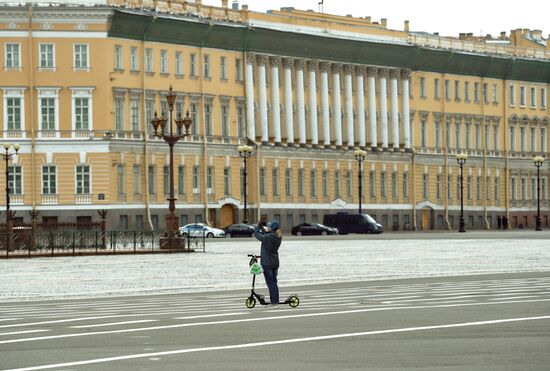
[
  {"xmin": 332, "ymin": 64, "xmax": 343, "ymax": 148},
  {"xmin": 390, "ymin": 69, "xmax": 400, "ymax": 150},
  {"xmin": 401, "ymin": 69, "xmax": 411, "ymax": 151},
  {"xmin": 283, "ymin": 58, "xmax": 294, "ymax": 146},
  {"xmin": 356, "ymin": 66, "xmax": 366, "ymax": 148},
  {"xmin": 320, "ymin": 62, "xmax": 331, "ymax": 147},
  {"xmin": 270, "ymin": 56, "xmax": 282, "ymax": 145},
  {"xmin": 344, "ymin": 65, "xmax": 354, "ymax": 149},
  {"xmin": 307, "ymin": 61, "xmax": 319, "ymax": 147},
  {"xmin": 379, "ymin": 68, "xmax": 389, "ymax": 150},
  {"xmin": 295, "ymin": 59, "xmax": 307, "ymax": 147},
  {"xmin": 367, "ymin": 67, "xmax": 378, "ymax": 150},
  {"xmin": 257, "ymin": 55, "xmax": 268, "ymax": 144},
  {"xmin": 245, "ymin": 53, "xmax": 255, "ymax": 140}
]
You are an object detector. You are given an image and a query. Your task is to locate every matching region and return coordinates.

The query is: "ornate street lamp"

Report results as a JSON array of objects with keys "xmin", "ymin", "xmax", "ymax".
[
  {"xmin": 2, "ymin": 143, "xmax": 20, "ymax": 255},
  {"xmin": 237, "ymin": 144, "xmax": 253, "ymax": 224},
  {"xmin": 456, "ymin": 152, "xmax": 467, "ymax": 233},
  {"xmin": 150, "ymin": 86, "xmax": 192, "ymax": 248},
  {"xmin": 353, "ymin": 149, "xmax": 367, "ymax": 214},
  {"xmin": 533, "ymin": 155, "xmax": 544, "ymax": 231}
]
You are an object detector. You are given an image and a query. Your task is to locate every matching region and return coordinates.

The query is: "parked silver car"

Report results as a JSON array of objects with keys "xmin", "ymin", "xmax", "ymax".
[{"xmin": 178, "ymin": 223, "xmax": 226, "ymax": 238}]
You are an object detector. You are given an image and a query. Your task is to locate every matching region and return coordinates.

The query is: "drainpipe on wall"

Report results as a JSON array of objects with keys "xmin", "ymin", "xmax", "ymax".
[
  {"xmin": 411, "ymin": 147, "xmax": 417, "ymax": 230},
  {"xmin": 27, "ymin": 4, "xmax": 37, "ymax": 215}
]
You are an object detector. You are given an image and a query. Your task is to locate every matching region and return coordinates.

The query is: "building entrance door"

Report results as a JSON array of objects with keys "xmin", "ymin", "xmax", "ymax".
[
  {"xmin": 420, "ymin": 207, "xmax": 434, "ymax": 230},
  {"xmin": 220, "ymin": 204, "xmax": 235, "ymax": 228}
]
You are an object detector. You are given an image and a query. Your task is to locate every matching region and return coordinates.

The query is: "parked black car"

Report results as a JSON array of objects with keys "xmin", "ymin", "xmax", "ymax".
[
  {"xmin": 291, "ymin": 223, "xmax": 339, "ymax": 236},
  {"xmin": 323, "ymin": 212, "xmax": 383, "ymax": 234},
  {"xmin": 223, "ymin": 223, "xmax": 255, "ymax": 237}
]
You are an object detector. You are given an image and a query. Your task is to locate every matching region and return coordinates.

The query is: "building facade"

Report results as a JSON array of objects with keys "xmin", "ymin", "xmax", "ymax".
[{"xmin": 1, "ymin": 0, "xmax": 549, "ymax": 231}]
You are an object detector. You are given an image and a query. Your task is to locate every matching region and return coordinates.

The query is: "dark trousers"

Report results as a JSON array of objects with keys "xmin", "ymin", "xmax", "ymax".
[{"xmin": 262, "ymin": 265, "xmax": 279, "ymax": 304}]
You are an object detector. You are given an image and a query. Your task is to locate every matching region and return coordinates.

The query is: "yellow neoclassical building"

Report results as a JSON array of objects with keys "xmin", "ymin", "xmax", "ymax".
[{"xmin": 0, "ymin": 0, "xmax": 549, "ymax": 231}]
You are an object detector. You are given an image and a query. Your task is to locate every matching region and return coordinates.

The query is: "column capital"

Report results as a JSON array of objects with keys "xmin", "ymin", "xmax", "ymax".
[
  {"xmin": 378, "ymin": 68, "xmax": 389, "ymax": 79},
  {"xmin": 366, "ymin": 66, "xmax": 378, "ymax": 76},
  {"xmin": 270, "ymin": 56, "xmax": 282, "ymax": 67},
  {"xmin": 246, "ymin": 52, "xmax": 256, "ymax": 64},
  {"xmin": 319, "ymin": 62, "xmax": 331, "ymax": 73},
  {"xmin": 295, "ymin": 59, "xmax": 306, "ymax": 70},
  {"xmin": 401, "ymin": 69, "xmax": 412, "ymax": 79},
  {"xmin": 256, "ymin": 54, "xmax": 268, "ymax": 65},
  {"xmin": 389, "ymin": 69, "xmax": 401, "ymax": 80},
  {"xmin": 307, "ymin": 60, "xmax": 318, "ymax": 71},
  {"xmin": 343, "ymin": 64, "xmax": 353, "ymax": 75},
  {"xmin": 355, "ymin": 65, "xmax": 367, "ymax": 75},
  {"xmin": 282, "ymin": 57, "xmax": 294, "ymax": 68},
  {"xmin": 331, "ymin": 63, "xmax": 342, "ymax": 74}
]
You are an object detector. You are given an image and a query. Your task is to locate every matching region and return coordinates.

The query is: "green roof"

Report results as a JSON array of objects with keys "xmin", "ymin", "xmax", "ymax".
[{"xmin": 108, "ymin": 10, "xmax": 550, "ymax": 83}]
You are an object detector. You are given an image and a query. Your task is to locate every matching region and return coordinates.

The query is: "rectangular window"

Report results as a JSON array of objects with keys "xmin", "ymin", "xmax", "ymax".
[
  {"xmin": 380, "ymin": 172, "xmax": 387, "ymax": 198},
  {"xmin": 145, "ymin": 48, "xmax": 153, "ymax": 73},
  {"xmin": 492, "ymin": 84, "xmax": 498, "ymax": 104},
  {"xmin": 6, "ymin": 98, "xmax": 22, "ymax": 130},
  {"xmin": 345, "ymin": 170, "xmax": 353, "ymax": 197},
  {"xmin": 495, "ymin": 177, "xmax": 499, "ymax": 201},
  {"xmin": 445, "ymin": 121, "xmax": 451, "ymax": 148},
  {"xmin": 42, "ymin": 165, "xmax": 56, "ymax": 195},
  {"xmin": 114, "ymin": 97, "xmax": 124, "ymax": 131},
  {"xmin": 235, "ymin": 58, "xmax": 243, "ymax": 81},
  {"xmin": 322, "ymin": 170, "xmax": 329, "ymax": 197},
  {"xmin": 510, "ymin": 127, "xmax": 516, "ymax": 152},
  {"xmin": 178, "ymin": 165, "xmax": 185, "ymax": 195},
  {"xmin": 74, "ymin": 98, "xmax": 89, "ymax": 130},
  {"xmin": 130, "ymin": 98, "xmax": 139, "ymax": 132},
  {"xmin": 73, "ymin": 44, "xmax": 88, "ymax": 68},
  {"xmin": 531, "ymin": 177, "xmax": 536, "ymax": 201},
  {"xmin": 133, "ymin": 164, "xmax": 141, "ymax": 195},
  {"xmin": 114, "ymin": 45, "xmax": 123, "ymax": 69},
  {"xmin": 423, "ymin": 174, "xmax": 429, "ymax": 199},
  {"xmin": 520, "ymin": 126, "xmax": 526, "ymax": 153},
  {"xmin": 148, "ymin": 165, "xmax": 156, "ymax": 195},
  {"xmin": 455, "ymin": 122, "xmax": 461, "ymax": 149},
  {"xmin": 285, "ymin": 168, "xmax": 292, "ymax": 196},
  {"xmin": 190, "ymin": 53, "xmax": 197, "ymax": 77},
  {"xmin": 465, "ymin": 124, "xmax": 471, "ymax": 149},
  {"xmin": 163, "ymin": 165, "xmax": 169, "ymax": 195},
  {"xmin": 190, "ymin": 103, "xmax": 198, "ymax": 135},
  {"xmin": 483, "ymin": 83, "xmax": 489, "ymax": 103},
  {"xmin": 8, "ymin": 165, "xmax": 22, "ymax": 195},
  {"xmin": 436, "ymin": 174, "xmax": 442, "ymax": 199},
  {"xmin": 192, "ymin": 166, "xmax": 200, "ymax": 193},
  {"xmin": 447, "ymin": 175, "xmax": 452, "ymax": 199},
  {"xmin": 335, "ymin": 170, "xmax": 341, "ymax": 198},
  {"xmin": 454, "ymin": 80, "xmax": 460, "ymax": 100},
  {"xmin": 76, "ymin": 164, "xmax": 91, "ymax": 194},
  {"xmin": 474, "ymin": 82, "xmax": 480, "ymax": 102},
  {"xmin": 221, "ymin": 104, "xmax": 229, "ymax": 137},
  {"xmin": 435, "ymin": 121, "xmax": 440, "ymax": 148},
  {"xmin": 237, "ymin": 106, "xmax": 245, "ymax": 138},
  {"xmin": 117, "ymin": 165, "xmax": 126, "ymax": 195},
  {"xmin": 541, "ymin": 128, "xmax": 547, "ymax": 153},
  {"xmin": 203, "ymin": 54, "xmax": 210, "ymax": 78},
  {"xmin": 420, "ymin": 120, "xmax": 427, "ymax": 147},
  {"xmin": 40, "ymin": 98, "xmax": 56, "ymax": 131},
  {"xmin": 206, "ymin": 166, "xmax": 213, "ymax": 193},
  {"xmin": 175, "ymin": 51, "xmax": 183, "ymax": 76},
  {"xmin": 475, "ymin": 124, "xmax": 480, "ymax": 150},
  {"xmin": 259, "ymin": 168, "xmax": 266, "ymax": 196},
  {"xmin": 402, "ymin": 172, "xmax": 409, "ymax": 198},
  {"xmin": 476, "ymin": 176, "xmax": 482, "ymax": 200},
  {"xmin": 509, "ymin": 84, "xmax": 516, "ymax": 106},
  {"xmin": 464, "ymin": 81, "xmax": 470, "ymax": 102},
  {"xmin": 493, "ymin": 125, "xmax": 499, "ymax": 151},
  {"xmin": 486, "ymin": 176, "xmax": 491, "ymax": 200},
  {"xmin": 130, "ymin": 46, "xmax": 138, "ymax": 71},
  {"xmin": 530, "ymin": 87, "xmax": 537, "ymax": 108},
  {"xmin": 520, "ymin": 177, "xmax": 527, "ymax": 201},
  {"xmin": 392, "ymin": 172, "xmax": 397, "ymax": 198},
  {"xmin": 224, "ymin": 167, "xmax": 230, "ymax": 195},
  {"xmin": 160, "ymin": 50, "xmax": 168, "ymax": 74},
  {"xmin": 272, "ymin": 168, "xmax": 280, "ymax": 196},
  {"xmin": 39, "ymin": 43, "xmax": 54, "ymax": 68},
  {"xmin": 484, "ymin": 124, "xmax": 490, "ymax": 150},
  {"xmin": 204, "ymin": 103, "xmax": 212, "ymax": 136},
  {"xmin": 445, "ymin": 79, "xmax": 450, "ymax": 100},
  {"xmin": 298, "ymin": 169, "xmax": 305, "ymax": 197},
  {"xmin": 369, "ymin": 170, "xmax": 376, "ymax": 197},
  {"xmin": 530, "ymin": 127, "xmax": 536, "ymax": 152},
  {"xmin": 541, "ymin": 87, "xmax": 547, "ymax": 108},
  {"xmin": 5, "ymin": 43, "xmax": 20, "ymax": 67},
  {"xmin": 520, "ymin": 86, "xmax": 526, "ymax": 106},
  {"xmin": 467, "ymin": 175, "xmax": 472, "ymax": 200},
  {"xmin": 220, "ymin": 56, "xmax": 228, "ymax": 80},
  {"xmin": 419, "ymin": 77, "xmax": 426, "ymax": 98},
  {"xmin": 310, "ymin": 170, "xmax": 317, "ymax": 197},
  {"xmin": 434, "ymin": 78, "xmax": 440, "ymax": 99}
]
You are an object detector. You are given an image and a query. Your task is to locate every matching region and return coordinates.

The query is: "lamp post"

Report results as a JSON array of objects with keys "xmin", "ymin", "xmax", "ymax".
[
  {"xmin": 353, "ymin": 149, "xmax": 367, "ymax": 214},
  {"xmin": 237, "ymin": 144, "xmax": 253, "ymax": 224},
  {"xmin": 150, "ymin": 86, "xmax": 192, "ymax": 248},
  {"xmin": 533, "ymin": 155, "xmax": 544, "ymax": 231},
  {"xmin": 2, "ymin": 143, "xmax": 20, "ymax": 255},
  {"xmin": 456, "ymin": 152, "xmax": 467, "ymax": 233}
]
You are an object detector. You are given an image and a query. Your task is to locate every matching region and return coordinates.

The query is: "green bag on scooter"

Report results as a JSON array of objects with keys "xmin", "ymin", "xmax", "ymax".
[{"xmin": 250, "ymin": 262, "xmax": 263, "ymax": 275}]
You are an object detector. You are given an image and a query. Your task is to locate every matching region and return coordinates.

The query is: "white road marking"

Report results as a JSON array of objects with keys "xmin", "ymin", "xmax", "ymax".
[
  {"xmin": 1, "ymin": 297, "xmax": 549, "ymax": 345},
  {"xmin": 173, "ymin": 312, "xmax": 248, "ymax": 320},
  {"xmin": 0, "ymin": 330, "xmax": 49, "ymax": 336},
  {"xmin": 6, "ymin": 315, "xmax": 550, "ymax": 371},
  {"xmin": 70, "ymin": 320, "xmax": 157, "ymax": 329}
]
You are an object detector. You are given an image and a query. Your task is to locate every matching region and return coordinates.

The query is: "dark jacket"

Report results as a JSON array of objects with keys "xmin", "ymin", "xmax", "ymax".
[{"xmin": 253, "ymin": 226, "xmax": 282, "ymax": 268}]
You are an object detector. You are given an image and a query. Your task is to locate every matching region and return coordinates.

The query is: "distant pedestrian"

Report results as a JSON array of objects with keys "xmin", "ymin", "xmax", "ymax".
[
  {"xmin": 502, "ymin": 216, "xmax": 509, "ymax": 230},
  {"xmin": 496, "ymin": 216, "xmax": 502, "ymax": 230}
]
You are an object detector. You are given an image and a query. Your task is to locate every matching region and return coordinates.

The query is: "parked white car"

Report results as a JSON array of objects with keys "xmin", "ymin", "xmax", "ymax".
[{"xmin": 178, "ymin": 223, "xmax": 226, "ymax": 238}]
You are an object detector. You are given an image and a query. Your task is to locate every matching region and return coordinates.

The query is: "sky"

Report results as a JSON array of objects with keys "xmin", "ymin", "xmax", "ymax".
[{"xmin": 201, "ymin": 0, "xmax": 549, "ymax": 39}]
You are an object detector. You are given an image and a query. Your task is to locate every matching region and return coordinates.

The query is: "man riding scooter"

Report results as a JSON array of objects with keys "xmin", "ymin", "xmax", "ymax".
[{"xmin": 253, "ymin": 219, "xmax": 282, "ymax": 305}]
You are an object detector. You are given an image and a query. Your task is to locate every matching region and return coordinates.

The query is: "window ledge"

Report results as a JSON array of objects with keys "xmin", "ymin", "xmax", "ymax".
[
  {"xmin": 145, "ymin": 71, "xmax": 155, "ymax": 76},
  {"xmin": 38, "ymin": 67, "xmax": 56, "ymax": 72},
  {"xmin": 4, "ymin": 66, "xmax": 22, "ymax": 72}
]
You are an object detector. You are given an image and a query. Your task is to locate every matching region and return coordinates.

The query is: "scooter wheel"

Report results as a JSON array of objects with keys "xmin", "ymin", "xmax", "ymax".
[
  {"xmin": 245, "ymin": 296, "xmax": 256, "ymax": 308},
  {"xmin": 288, "ymin": 295, "xmax": 300, "ymax": 308}
]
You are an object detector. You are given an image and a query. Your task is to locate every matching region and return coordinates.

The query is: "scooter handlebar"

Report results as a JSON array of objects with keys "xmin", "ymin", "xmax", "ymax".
[{"xmin": 247, "ymin": 254, "xmax": 260, "ymax": 258}]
